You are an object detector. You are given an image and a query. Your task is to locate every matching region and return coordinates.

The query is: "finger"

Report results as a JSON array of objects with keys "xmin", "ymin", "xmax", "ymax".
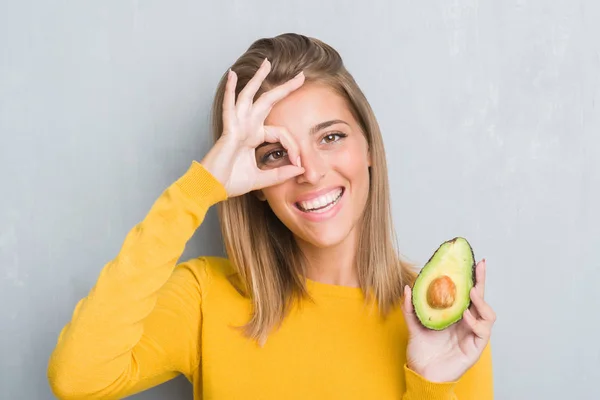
[
  {"xmin": 237, "ymin": 58, "xmax": 271, "ymax": 107},
  {"xmin": 401, "ymin": 285, "xmax": 424, "ymax": 335},
  {"xmin": 475, "ymin": 259, "xmax": 486, "ymax": 299},
  {"xmin": 470, "ymin": 287, "xmax": 497, "ymax": 325},
  {"xmin": 468, "ymin": 301, "xmax": 481, "ymax": 320},
  {"xmin": 462, "ymin": 308, "xmax": 491, "ymax": 343},
  {"xmin": 253, "ymin": 165, "xmax": 305, "ymax": 189},
  {"xmin": 222, "ymin": 69, "xmax": 238, "ymax": 132},
  {"xmin": 252, "ymin": 72, "xmax": 305, "ymax": 121},
  {"xmin": 263, "ymin": 126, "xmax": 301, "ymax": 168},
  {"xmin": 468, "ymin": 260, "xmax": 485, "ymax": 319}
]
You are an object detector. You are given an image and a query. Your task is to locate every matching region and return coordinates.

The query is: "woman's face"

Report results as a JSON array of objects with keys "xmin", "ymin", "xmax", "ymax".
[{"xmin": 256, "ymin": 82, "xmax": 371, "ymax": 249}]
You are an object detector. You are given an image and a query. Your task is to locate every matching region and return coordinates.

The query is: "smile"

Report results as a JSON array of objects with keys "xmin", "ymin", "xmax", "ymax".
[{"xmin": 295, "ymin": 188, "xmax": 344, "ymax": 213}]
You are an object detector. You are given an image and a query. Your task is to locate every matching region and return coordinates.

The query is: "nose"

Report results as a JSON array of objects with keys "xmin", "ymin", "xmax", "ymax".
[{"xmin": 296, "ymin": 146, "xmax": 327, "ymax": 185}]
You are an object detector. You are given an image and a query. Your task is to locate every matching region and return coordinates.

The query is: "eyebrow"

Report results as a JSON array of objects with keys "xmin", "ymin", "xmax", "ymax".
[
  {"xmin": 255, "ymin": 119, "xmax": 349, "ymax": 151},
  {"xmin": 310, "ymin": 119, "xmax": 349, "ymax": 135}
]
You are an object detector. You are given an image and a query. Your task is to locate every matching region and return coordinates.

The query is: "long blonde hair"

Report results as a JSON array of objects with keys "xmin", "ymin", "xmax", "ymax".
[{"xmin": 210, "ymin": 33, "xmax": 415, "ymax": 343}]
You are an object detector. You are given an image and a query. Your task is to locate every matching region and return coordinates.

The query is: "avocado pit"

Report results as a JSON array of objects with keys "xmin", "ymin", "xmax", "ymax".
[{"xmin": 426, "ymin": 275, "xmax": 456, "ymax": 309}]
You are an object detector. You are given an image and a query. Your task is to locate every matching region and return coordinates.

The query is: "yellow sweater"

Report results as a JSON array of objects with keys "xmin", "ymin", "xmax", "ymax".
[{"xmin": 47, "ymin": 161, "xmax": 494, "ymax": 400}]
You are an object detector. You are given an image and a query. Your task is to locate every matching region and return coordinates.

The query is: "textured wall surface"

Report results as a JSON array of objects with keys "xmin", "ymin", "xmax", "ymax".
[{"xmin": 1, "ymin": 1, "xmax": 598, "ymax": 399}]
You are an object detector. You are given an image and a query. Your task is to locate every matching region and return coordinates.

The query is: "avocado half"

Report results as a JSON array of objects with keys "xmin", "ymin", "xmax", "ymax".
[{"xmin": 411, "ymin": 237, "xmax": 476, "ymax": 330}]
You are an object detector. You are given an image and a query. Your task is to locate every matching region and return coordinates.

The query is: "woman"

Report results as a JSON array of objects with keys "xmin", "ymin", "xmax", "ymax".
[{"xmin": 48, "ymin": 33, "xmax": 495, "ymax": 399}]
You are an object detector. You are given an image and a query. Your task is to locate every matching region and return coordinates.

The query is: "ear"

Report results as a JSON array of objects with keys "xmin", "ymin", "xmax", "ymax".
[{"xmin": 253, "ymin": 190, "xmax": 267, "ymax": 201}]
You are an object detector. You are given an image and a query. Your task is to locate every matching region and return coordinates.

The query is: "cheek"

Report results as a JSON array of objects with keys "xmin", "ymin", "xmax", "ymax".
[
  {"xmin": 333, "ymin": 144, "xmax": 370, "ymax": 184},
  {"xmin": 333, "ymin": 145, "xmax": 371, "ymax": 211},
  {"xmin": 262, "ymin": 185, "xmax": 291, "ymax": 215}
]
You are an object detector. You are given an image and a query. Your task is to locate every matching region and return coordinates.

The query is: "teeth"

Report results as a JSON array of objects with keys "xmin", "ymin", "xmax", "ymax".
[{"xmin": 298, "ymin": 188, "xmax": 343, "ymax": 212}]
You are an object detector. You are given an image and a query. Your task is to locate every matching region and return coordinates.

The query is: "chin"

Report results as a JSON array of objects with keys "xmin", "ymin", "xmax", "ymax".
[{"xmin": 295, "ymin": 226, "xmax": 355, "ymax": 249}]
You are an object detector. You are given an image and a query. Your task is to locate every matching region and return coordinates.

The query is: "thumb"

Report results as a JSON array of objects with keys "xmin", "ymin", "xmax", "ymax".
[
  {"xmin": 402, "ymin": 285, "xmax": 423, "ymax": 335},
  {"xmin": 254, "ymin": 165, "xmax": 305, "ymax": 189}
]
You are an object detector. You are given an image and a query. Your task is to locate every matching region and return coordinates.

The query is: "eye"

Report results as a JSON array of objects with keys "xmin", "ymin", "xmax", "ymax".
[
  {"xmin": 321, "ymin": 132, "xmax": 347, "ymax": 144},
  {"xmin": 262, "ymin": 148, "xmax": 288, "ymax": 164}
]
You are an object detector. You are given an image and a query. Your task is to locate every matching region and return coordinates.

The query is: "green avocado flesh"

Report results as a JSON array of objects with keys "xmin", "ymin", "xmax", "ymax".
[{"xmin": 411, "ymin": 237, "xmax": 475, "ymax": 330}]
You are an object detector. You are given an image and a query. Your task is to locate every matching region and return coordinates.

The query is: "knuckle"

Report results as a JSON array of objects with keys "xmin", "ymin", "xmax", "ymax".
[
  {"xmin": 259, "ymin": 91, "xmax": 276, "ymax": 104},
  {"xmin": 279, "ymin": 127, "xmax": 291, "ymax": 138}
]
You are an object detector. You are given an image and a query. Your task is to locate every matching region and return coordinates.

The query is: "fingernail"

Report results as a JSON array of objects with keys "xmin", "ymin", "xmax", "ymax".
[
  {"xmin": 262, "ymin": 58, "xmax": 269, "ymax": 66},
  {"xmin": 297, "ymin": 156, "xmax": 302, "ymax": 168},
  {"xmin": 294, "ymin": 71, "xmax": 304, "ymax": 79}
]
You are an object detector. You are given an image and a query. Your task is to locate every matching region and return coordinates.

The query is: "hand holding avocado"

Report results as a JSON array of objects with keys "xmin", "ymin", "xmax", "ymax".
[{"xmin": 401, "ymin": 237, "xmax": 496, "ymax": 383}]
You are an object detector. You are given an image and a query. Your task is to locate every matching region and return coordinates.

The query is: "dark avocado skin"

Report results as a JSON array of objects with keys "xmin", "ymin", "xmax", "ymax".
[{"xmin": 411, "ymin": 237, "xmax": 476, "ymax": 331}]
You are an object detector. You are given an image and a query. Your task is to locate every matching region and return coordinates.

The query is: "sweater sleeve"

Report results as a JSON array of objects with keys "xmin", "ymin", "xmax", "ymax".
[
  {"xmin": 402, "ymin": 343, "xmax": 494, "ymax": 400},
  {"xmin": 47, "ymin": 161, "xmax": 228, "ymax": 400}
]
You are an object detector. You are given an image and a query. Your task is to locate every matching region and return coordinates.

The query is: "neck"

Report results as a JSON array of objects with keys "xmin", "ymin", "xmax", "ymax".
[{"xmin": 296, "ymin": 229, "xmax": 359, "ymax": 287}]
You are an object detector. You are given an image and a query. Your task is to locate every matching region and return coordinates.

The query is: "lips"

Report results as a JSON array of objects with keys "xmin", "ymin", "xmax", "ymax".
[{"xmin": 295, "ymin": 187, "xmax": 344, "ymax": 213}]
